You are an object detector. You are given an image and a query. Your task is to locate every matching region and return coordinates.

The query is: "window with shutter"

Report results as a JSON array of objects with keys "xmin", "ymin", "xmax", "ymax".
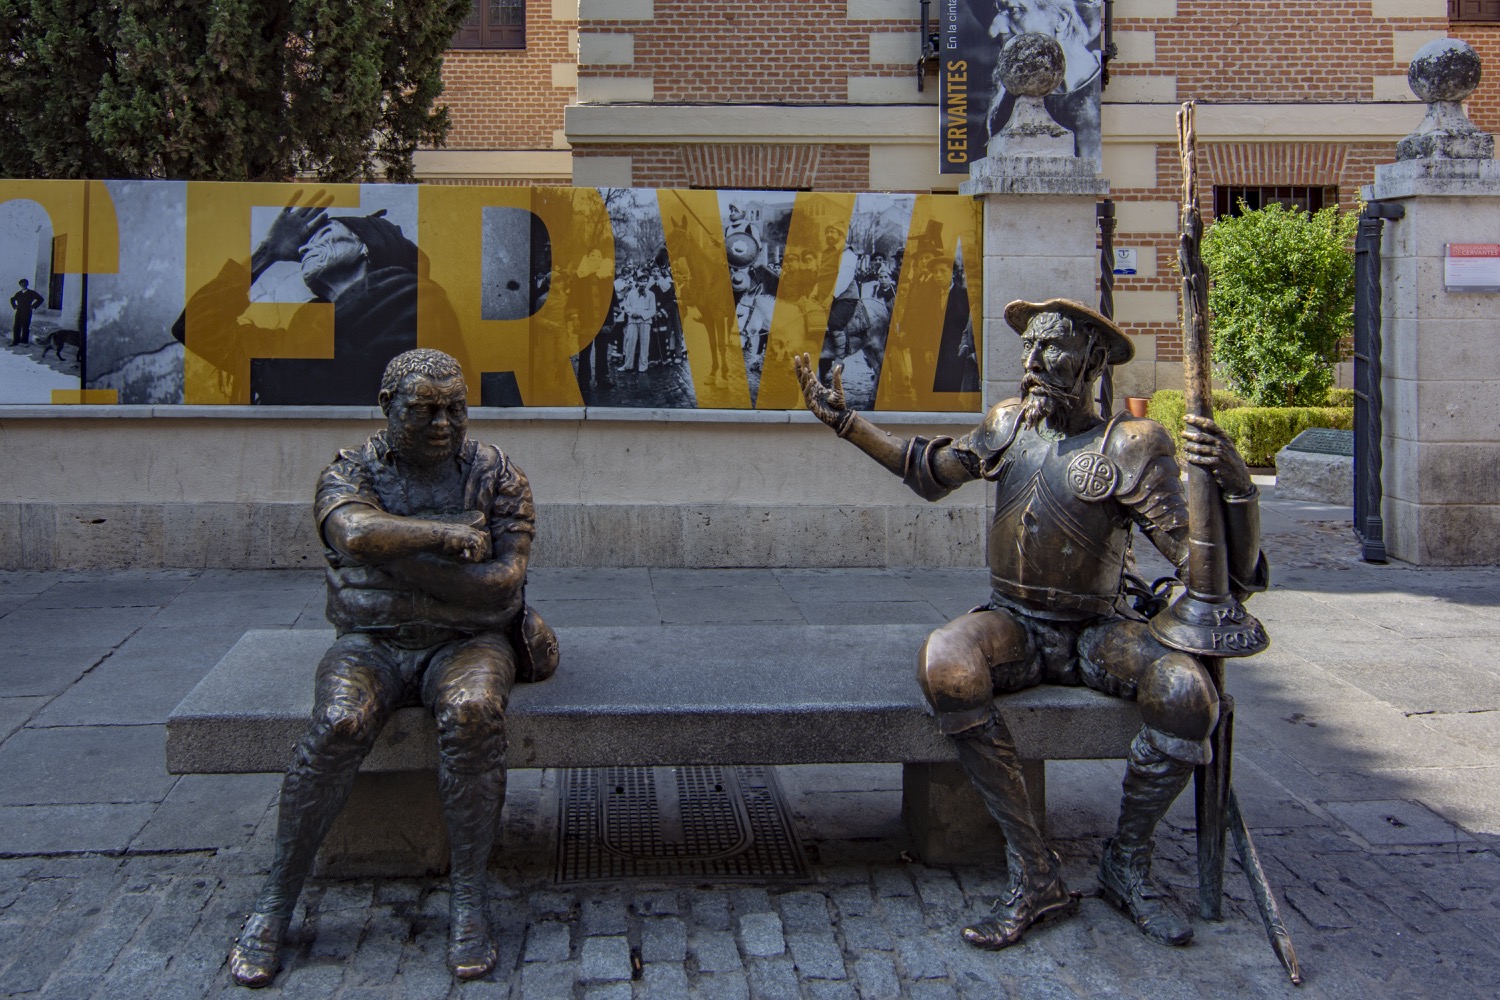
[
  {"xmin": 451, "ymin": 0, "xmax": 525, "ymax": 49},
  {"xmin": 1451, "ymin": 0, "xmax": 1500, "ymax": 22}
]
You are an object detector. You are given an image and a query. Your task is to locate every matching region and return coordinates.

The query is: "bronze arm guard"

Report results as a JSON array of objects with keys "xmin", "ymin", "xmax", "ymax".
[
  {"xmin": 1221, "ymin": 486, "xmax": 1269, "ymax": 599},
  {"xmin": 833, "ymin": 413, "xmax": 978, "ymax": 502}
]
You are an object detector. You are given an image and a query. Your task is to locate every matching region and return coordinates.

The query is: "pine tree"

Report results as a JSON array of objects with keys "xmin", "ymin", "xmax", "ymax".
[{"xmin": 0, "ymin": 0, "xmax": 472, "ymax": 181}]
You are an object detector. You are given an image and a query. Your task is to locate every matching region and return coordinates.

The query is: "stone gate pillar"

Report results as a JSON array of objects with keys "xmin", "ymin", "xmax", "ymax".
[
  {"xmin": 959, "ymin": 34, "xmax": 1108, "ymax": 408},
  {"xmin": 1367, "ymin": 39, "xmax": 1500, "ymax": 565}
]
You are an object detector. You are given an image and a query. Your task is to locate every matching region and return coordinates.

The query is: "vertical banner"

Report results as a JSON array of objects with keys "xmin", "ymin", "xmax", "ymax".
[
  {"xmin": 0, "ymin": 180, "xmax": 119, "ymax": 404},
  {"xmin": 940, "ymin": 1, "xmax": 1105, "ymax": 174},
  {"xmin": 181, "ymin": 182, "xmax": 363, "ymax": 404},
  {"xmin": 420, "ymin": 185, "xmax": 614, "ymax": 407}
]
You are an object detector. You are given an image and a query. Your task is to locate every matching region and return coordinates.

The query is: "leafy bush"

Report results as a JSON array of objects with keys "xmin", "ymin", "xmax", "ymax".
[
  {"xmin": 1143, "ymin": 389, "xmax": 1352, "ymax": 468},
  {"xmin": 1202, "ymin": 203, "xmax": 1358, "ymax": 406},
  {"xmin": 1146, "ymin": 389, "xmax": 1186, "ymax": 439},
  {"xmin": 1145, "ymin": 389, "xmax": 1246, "ymax": 443},
  {"xmin": 1322, "ymin": 387, "xmax": 1355, "ymax": 407}
]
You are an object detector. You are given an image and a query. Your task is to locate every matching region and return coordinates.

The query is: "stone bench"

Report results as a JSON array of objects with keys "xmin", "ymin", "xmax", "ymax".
[{"xmin": 167, "ymin": 624, "xmax": 1141, "ymax": 875}]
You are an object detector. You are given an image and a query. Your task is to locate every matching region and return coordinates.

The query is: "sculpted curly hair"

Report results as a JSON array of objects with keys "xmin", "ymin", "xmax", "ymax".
[{"xmin": 379, "ymin": 348, "xmax": 465, "ymax": 398}]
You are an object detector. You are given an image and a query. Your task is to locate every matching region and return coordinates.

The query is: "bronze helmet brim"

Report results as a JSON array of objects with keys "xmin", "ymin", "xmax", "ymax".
[{"xmin": 1003, "ymin": 297, "xmax": 1135, "ymax": 366}]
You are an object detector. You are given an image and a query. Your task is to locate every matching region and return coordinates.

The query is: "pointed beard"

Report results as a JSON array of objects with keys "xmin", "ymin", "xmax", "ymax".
[
  {"xmin": 1019, "ymin": 390, "xmax": 1058, "ymax": 430},
  {"xmin": 1019, "ymin": 373, "xmax": 1076, "ymax": 430}
]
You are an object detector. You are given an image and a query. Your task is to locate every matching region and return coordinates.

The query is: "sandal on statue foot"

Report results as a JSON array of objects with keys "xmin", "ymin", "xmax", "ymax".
[
  {"xmin": 228, "ymin": 911, "xmax": 289, "ymax": 988},
  {"xmin": 961, "ymin": 877, "xmax": 1080, "ymax": 951},
  {"xmin": 447, "ymin": 907, "xmax": 498, "ymax": 980}
]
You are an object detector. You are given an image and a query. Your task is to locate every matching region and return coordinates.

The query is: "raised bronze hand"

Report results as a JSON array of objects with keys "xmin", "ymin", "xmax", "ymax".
[{"xmin": 793, "ymin": 352, "xmax": 854, "ymax": 435}]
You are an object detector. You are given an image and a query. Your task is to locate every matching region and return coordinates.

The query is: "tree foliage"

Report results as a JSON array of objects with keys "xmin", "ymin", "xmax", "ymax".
[
  {"xmin": 0, "ymin": 0, "xmax": 472, "ymax": 181},
  {"xmin": 1201, "ymin": 202, "xmax": 1358, "ymax": 406}
]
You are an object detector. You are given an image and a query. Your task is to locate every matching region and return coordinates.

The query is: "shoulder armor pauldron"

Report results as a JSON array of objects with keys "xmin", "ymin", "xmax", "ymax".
[
  {"xmin": 1099, "ymin": 413, "xmax": 1179, "ymax": 496},
  {"xmin": 980, "ymin": 398, "xmax": 1024, "ymax": 454}
]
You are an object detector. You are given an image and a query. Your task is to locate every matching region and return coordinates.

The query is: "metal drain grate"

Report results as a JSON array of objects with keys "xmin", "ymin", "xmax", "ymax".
[{"xmin": 554, "ymin": 765, "xmax": 809, "ymax": 884}]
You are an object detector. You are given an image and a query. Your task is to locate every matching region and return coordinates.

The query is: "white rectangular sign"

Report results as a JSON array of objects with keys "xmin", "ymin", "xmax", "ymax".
[
  {"xmin": 1444, "ymin": 243, "xmax": 1500, "ymax": 292},
  {"xmin": 1113, "ymin": 248, "xmax": 1137, "ymax": 275}
]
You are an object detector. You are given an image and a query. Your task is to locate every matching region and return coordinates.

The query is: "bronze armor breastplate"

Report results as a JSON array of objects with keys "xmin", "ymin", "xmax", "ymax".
[{"xmin": 985, "ymin": 427, "xmax": 1132, "ymax": 620}]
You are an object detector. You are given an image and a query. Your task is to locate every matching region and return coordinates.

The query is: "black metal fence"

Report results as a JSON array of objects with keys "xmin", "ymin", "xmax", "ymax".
[{"xmin": 1352, "ymin": 201, "xmax": 1403, "ymax": 563}]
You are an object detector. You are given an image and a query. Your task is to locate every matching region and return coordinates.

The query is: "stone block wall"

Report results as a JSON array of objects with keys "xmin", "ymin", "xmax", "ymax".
[{"xmin": 0, "ymin": 410, "xmax": 989, "ymax": 571}]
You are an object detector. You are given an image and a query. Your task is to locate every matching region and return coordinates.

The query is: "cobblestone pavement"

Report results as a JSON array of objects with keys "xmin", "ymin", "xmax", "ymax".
[{"xmin": 3, "ymin": 494, "xmax": 1500, "ymax": 998}]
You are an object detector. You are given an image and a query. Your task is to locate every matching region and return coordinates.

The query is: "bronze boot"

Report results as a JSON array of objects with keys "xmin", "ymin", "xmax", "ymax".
[
  {"xmin": 439, "ymin": 765, "xmax": 505, "ymax": 979},
  {"xmin": 228, "ymin": 911, "xmax": 290, "ymax": 988},
  {"xmin": 1099, "ymin": 733, "xmax": 1196, "ymax": 946},
  {"xmin": 447, "ymin": 878, "xmax": 498, "ymax": 981},
  {"xmin": 1099, "ymin": 838, "xmax": 1192, "ymax": 945},
  {"xmin": 953, "ymin": 716, "xmax": 1079, "ymax": 949},
  {"xmin": 962, "ymin": 848, "xmax": 1079, "ymax": 950}
]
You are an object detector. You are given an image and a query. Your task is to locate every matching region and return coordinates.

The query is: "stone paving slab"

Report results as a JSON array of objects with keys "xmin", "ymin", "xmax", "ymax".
[
  {"xmin": 0, "ymin": 696, "xmax": 46, "ymax": 740},
  {"xmin": 0, "ymin": 643, "xmax": 138, "ymax": 697},
  {"xmin": 0, "ymin": 605, "xmax": 157, "ymax": 648},
  {"xmin": 30, "ymin": 625, "xmax": 246, "ymax": 727},
  {"xmin": 129, "ymin": 773, "xmax": 281, "ymax": 853},
  {"xmin": 0, "ymin": 723, "xmax": 177, "ymax": 808},
  {"xmin": 19, "ymin": 571, "xmax": 199, "ymax": 610}
]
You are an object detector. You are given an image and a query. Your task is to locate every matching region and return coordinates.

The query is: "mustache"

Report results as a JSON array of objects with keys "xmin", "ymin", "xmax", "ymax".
[{"xmin": 1020, "ymin": 373, "xmax": 1076, "ymax": 399}]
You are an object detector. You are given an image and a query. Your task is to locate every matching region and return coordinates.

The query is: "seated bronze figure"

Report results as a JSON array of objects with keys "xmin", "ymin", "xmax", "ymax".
[
  {"xmin": 229, "ymin": 348, "xmax": 558, "ymax": 987},
  {"xmin": 796, "ymin": 298, "xmax": 1266, "ymax": 950}
]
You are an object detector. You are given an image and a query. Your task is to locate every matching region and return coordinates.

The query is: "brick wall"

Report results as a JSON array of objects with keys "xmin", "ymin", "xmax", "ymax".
[
  {"xmin": 1114, "ymin": 1, "xmax": 1446, "ymax": 101},
  {"xmin": 579, "ymin": 2, "xmax": 908, "ymax": 104},
  {"xmin": 1450, "ymin": 22, "xmax": 1500, "ymax": 132},
  {"xmin": 441, "ymin": 3, "xmax": 576, "ymax": 150},
  {"xmin": 572, "ymin": 144, "xmax": 871, "ymax": 190},
  {"xmin": 560, "ymin": 3, "xmax": 1462, "ymax": 365}
]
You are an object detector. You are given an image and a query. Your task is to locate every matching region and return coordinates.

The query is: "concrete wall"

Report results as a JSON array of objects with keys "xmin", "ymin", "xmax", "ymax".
[{"xmin": 0, "ymin": 408, "xmax": 989, "ymax": 570}]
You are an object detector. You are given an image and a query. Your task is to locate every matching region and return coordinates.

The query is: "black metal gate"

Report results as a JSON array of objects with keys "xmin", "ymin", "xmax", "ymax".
[{"xmin": 1352, "ymin": 201, "xmax": 1403, "ymax": 563}]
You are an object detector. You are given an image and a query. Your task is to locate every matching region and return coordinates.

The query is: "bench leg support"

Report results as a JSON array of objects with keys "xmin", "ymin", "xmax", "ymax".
[
  {"xmin": 901, "ymin": 760, "xmax": 1046, "ymax": 866},
  {"xmin": 315, "ymin": 772, "xmax": 451, "ymax": 878}
]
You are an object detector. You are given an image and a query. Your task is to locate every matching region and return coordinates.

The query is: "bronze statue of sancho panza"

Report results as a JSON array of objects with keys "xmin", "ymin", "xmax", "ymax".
[
  {"xmin": 229, "ymin": 348, "xmax": 558, "ymax": 987},
  {"xmin": 795, "ymin": 298, "xmax": 1266, "ymax": 949}
]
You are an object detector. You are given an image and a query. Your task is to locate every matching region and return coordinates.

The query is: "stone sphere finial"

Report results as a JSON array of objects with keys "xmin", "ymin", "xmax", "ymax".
[
  {"xmin": 1408, "ymin": 38, "xmax": 1483, "ymax": 104},
  {"xmin": 998, "ymin": 33, "xmax": 1066, "ymax": 98},
  {"xmin": 1397, "ymin": 37, "xmax": 1493, "ymax": 161}
]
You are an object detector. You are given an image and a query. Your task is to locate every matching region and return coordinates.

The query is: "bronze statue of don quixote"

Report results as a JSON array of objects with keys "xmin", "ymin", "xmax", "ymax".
[{"xmin": 793, "ymin": 99, "xmax": 1299, "ymax": 983}]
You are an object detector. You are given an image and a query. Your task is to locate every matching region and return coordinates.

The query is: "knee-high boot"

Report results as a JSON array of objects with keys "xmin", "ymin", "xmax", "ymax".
[
  {"xmin": 1099, "ymin": 730, "xmax": 1196, "ymax": 945},
  {"xmin": 438, "ymin": 764, "xmax": 506, "ymax": 980},
  {"xmin": 954, "ymin": 715, "xmax": 1078, "ymax": 949}
]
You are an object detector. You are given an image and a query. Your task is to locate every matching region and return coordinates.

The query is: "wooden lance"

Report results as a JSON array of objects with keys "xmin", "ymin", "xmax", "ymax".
[{"xmin": 1147, "ymin": 102, "xmax": 1301, "ymax": 986}]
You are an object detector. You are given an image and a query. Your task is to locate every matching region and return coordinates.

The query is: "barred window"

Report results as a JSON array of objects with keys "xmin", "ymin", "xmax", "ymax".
[
  {"xmin": 1450, "ymin": 1, "xmax": 1500, "ymax": 21},
  {"xmin": 1213, "ymin": 186, "xmax": 1338, "ymax": 219},
  {"xmin": 451, "ymin": 0, "xmax": 525, "ymax": 49}
]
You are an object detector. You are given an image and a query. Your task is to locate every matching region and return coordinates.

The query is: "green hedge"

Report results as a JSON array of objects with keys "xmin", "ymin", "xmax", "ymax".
[{"xmin": 1144, "ymin": 389, "xmax": 1353, "ymax": 467}]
